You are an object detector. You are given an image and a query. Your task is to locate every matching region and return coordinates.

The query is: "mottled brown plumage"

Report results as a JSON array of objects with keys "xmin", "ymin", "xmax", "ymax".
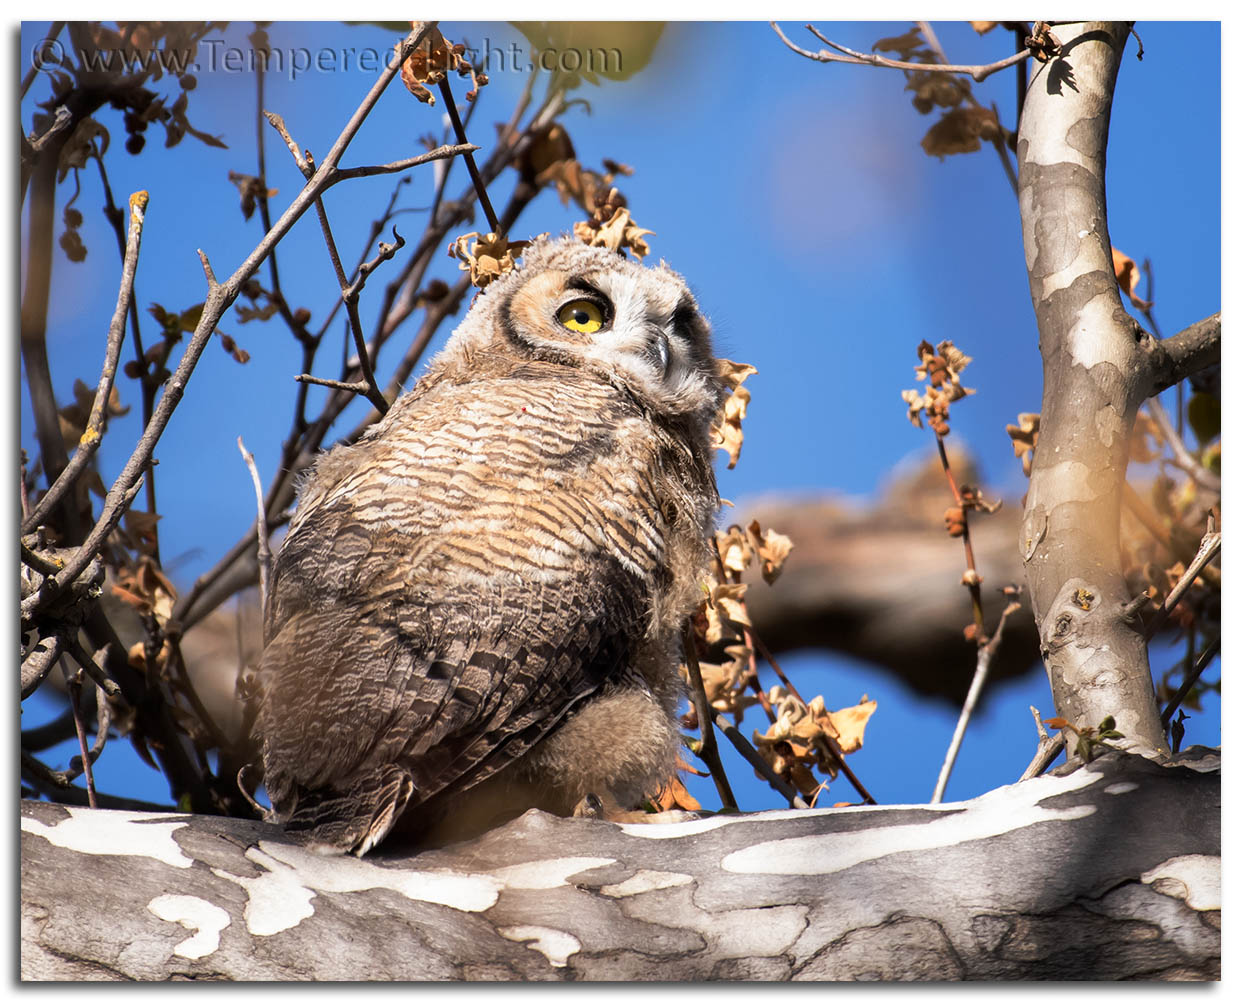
[{"xmin": 251, "ymin": 237, "xmax": 724, "ymax": 854}]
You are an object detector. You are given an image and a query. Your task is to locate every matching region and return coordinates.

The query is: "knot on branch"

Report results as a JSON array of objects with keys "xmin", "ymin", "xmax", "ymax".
[{"xmin": 1038, "ymin": 577, "xmax": 1101, "ymax": 658}]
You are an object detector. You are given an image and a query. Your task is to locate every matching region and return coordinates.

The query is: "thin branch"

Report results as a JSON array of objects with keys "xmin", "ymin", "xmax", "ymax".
[
  {"xmin": 1144, "ymin": 528, "xmax": 1221, "ymax": 640},
  {"xmin": 21, "ymin": 708, "xmax": 78, "ymax": 752},
  {"xmin": 711, "ymin": 709, "xmax": 808, "ymax": 810},
  {"xmin": 935, "ymin": 433, "xmax": 987, "ymax": 640},
  {"xmin": 915, "ymin": 20, "xmax": 1018, "ymax": 195},
  {"xmin": 237, "ymin": 437, "xmax": 271, "ymax": 618},
  {"xmin": 19, "ymin": 762, "xmax": 169, "ymax": 811},
  {"xmin": 60, "ymin": 663, "xmax": 98, "ymax": 808},
  {"xmin": 26, "ymin": 106, "xmax": 74, "ymax": 152},
  {"xmin": 749, "ymin": 629, "xmax": 877, "ymax": 805},
  {"xmin": 21, "ymin": 124, "xmax": 81, "ymax": 541},
  {"xmin": 20, "ymin": 634, "xmax": 64, "ymax": 701},
  {"xmin": 60, "ymin": 633, "xmax": 121, "ymax": 700},
  {"xmin": 1160, "ymin": 635, "xmax": 1220, "ymax": 729},
  {"xmin": 682, "ymin": 623, "xmax": 738, "ymax": 811},
  {"xmin": 1020, "ymin": 718, "xmax": 1066, "ymax": 781},
  {"xmin": 20, "ymin": 539, "xmax": 63, "ymax": 576},
  {"xmin": 774, "ymin": 21, "xmax": 1033, "ymax": 82},
  {"xmin": 333, "ymin": 148, "xmax": 480, "ymax": 183},
  {"xmin": 24, "ymin": 191, "xmax": 149, "ymax": 533},
  {"xmin": 171, "ymin": 78, "xmax": 558, "ymax": 638},
  {"xmin": 336, "ymin": 228, "xmax": 408, "ymax": 416},
  {"xmin": 93, "ymin": 149, "xmax": 156, "ymax": 517},
  {"xmin": 26, "ymin": 24, "xmax": 450, "ymax": 616},
  {"xmin": 437, "ymin": 75, "xmax": 499, "ymax": 233},
  {"xmin": 20, "ymin": 22, "xmax": 65, "ymax": 98},
  {"xmin": 20, "ymin": 476, "xmax": 144, "ymax": 624},
  {"xmin": 265, "ymin": 111, "xmax": 473, "ymax": 419},
  {"xmin": 304, "ymin": 156, "xmax": 390, "ymax": 417},
  {"xmin": 931, "ymin": 599, "xmax": 1022, "ymax": 803},
  {"xmin": 1146, "ymin": 395, "xmax": 1221, "ymax": 494},
  {"xmin": 295, "ymin": 374, "xmax": 374, "ymax": 394}
]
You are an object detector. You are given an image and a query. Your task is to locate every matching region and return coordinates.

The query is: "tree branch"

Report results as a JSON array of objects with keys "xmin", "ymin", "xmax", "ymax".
[
  {"xmin": 24, "ymin": 191, "xmax": 149, "ymax": 534},
  {"xmin": 24, "ymin": 23, "xmax": 456, "ymax": 617},
  {"xmin": 236, "ymin": 438, "xmax": 271, "ymax": 621},
  {"xmin": 931, "ymin": 599, "xmax": 1022, "ymax": 803},
  {"xmin": 20, "ymin": 750, "xmax": 1221, "ymax": 980},
  {"xmin": 1016, "ymin": 21, "xmax": 1170, "ymax": 758},
  {"xmin": 682, "ymin": 623, "xmax": 738, "ymax": 811},
  {"xmin": 1150, "ymin": 311, "xmax": 1221, "ymax": 396},
  {"xmin": 1144, "ymin": 527, "xmax": 1221, "ymax": 641},
  {"xmin": 772, "ymin": 21, "xmax": 1033, "ymax": 82}
]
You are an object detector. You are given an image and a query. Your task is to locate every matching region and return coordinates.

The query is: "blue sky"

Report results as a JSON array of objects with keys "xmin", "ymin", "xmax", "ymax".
[{"xmin": 20, "ymin": 21, "xmax": 1221, "ymax": 813}]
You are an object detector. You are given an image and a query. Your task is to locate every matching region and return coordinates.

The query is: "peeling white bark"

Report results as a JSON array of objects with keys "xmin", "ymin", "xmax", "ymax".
[
  {"xmin": 1016, "ymin": 22, "xmax": 1170, "ymax": 754},
  {"xmin": 21, "ymin": 748, "xmax": 1219, "ymax": 981}
]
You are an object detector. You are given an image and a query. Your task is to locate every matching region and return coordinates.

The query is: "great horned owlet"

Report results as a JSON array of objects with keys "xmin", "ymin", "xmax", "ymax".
[{"xmin": 251, "ymin": 236, "xmax": 725, "ymax": 854}]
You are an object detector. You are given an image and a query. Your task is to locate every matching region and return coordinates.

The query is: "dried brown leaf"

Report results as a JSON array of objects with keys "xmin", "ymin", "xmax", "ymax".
[
  {"xmin": 747, "ymin": 519, "xmax": 794, "ymax": 584},
  {"xmin": 1111, "ymin": 246, "xmax": 1153, "ymax": 309},
  {"xmin": 921, "ymin": 106, "xmax": 1001, "ymax": 159},
  {"xmin": 448, "ymin": 231, "xmax": 532, "ymax": 289}
]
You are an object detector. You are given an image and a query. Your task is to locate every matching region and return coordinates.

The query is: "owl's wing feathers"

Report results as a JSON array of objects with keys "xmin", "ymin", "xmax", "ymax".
[{"xmin": 257, "ymin": 468, "xmax": 650, "ymax": 855}]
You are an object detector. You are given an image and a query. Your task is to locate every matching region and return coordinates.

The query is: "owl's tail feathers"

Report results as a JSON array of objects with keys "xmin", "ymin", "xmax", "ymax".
[{"xmin": 282, "ymin": 765, "xmax": 416, "ymax": 857}]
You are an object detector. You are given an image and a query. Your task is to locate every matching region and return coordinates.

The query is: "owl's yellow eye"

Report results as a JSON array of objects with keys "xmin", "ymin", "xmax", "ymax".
[{"xmin": 557, "ymin": 299, "xmax": 604, "ymax": 334}]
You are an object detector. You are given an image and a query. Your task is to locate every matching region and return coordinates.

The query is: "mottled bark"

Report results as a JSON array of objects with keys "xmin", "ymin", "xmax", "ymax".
[
  {"xmin": 21, "ymin": 748, "xmax": 1219, "ymax": 981},
  {"xmin": 1015, "ymin": 22, "xmax": 1210, "ymax": 756}
]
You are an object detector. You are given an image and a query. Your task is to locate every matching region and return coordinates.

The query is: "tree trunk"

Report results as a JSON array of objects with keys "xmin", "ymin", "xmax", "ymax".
[
  {"xmin": 21, "ymin": 747, "xmax": 1219, "ymax": 981},
  {"xmin": 1016, "ymin": 22, "xmax": 1180, "ymax": 756}
]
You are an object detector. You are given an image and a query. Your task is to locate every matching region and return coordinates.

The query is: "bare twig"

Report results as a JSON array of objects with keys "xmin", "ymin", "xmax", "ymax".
[
  {"xmin": 749, "ymin": 629, "xmax": 877, "ymax": 805},
  {"xmin": 1020, "ymin": 721, "xmax": 1066, "ymax": 781},
  {"xmin": 774, "ymin": 21, "xmax": 1033, "ymax": 82},
  {"xmin": 294, "ymin": 374, "xmax": 374, "ymax": 395},
  {"xmin": 710, "ymin": 709, "xmax": 808, "ymax": 809},
  {"xmin": 26, "ymin": 106, "xmax": 74, "ymax": 153},
  {"xmin": 682, "ymin": 623, "xmax": 738, "ymax": 811},
  {"xmin": 305, "ymin": 160, "xmax": 391, "ymax": 416},
  {"xmin": 60, "ymin": 663, "xmax": 98, "ymax": 808},
  {"xmin": 21, "ymin": 708, "xmax": 78, "ymax": 752},
  {"xmin": 935, "ymin": 434, "xmax": 987, "ymax": 640},
  {"xmin": 27, "ymin": 24, "xmax": 455, "ymax": 618},
  {"xmin": 1160, "ymin": 635, "xmax": 1220, "ymax": 729},
  {"xmin": 20, "ymin": 22, "xmax": 65, "ymax": 99},
  {"xmin": 1145, "ymin": 395, "xmax": 1221, "ymax": 494},
  {"xmin": 1029, "ymin": 705, "xmax": 1049, "ymax": 742},
  {"xmin": 60, "ymin": 633, "xmax": 121, "ymax": 700},
  {"xmin": 334, "ymin": 151, "xmax": 480, "ymax": 183},
  {"xmin": 20, "ymin": 633, "xmax": 64, "ymax": 700},
  {"xmin": 1144, "ymin": 528, "xmax": 1221, "ymax": 640},
  {"xmin": 237, "ymin": 437, "xmax": 271, "ymax": 618},
  {"xmin": 915, "ymin": 21, "xmax": 1018, "ymax": 197},
  {"xmin": 171, "ymin": 73, "xmax": 561, "ymax": 640},
  {"xmin": 265, "ymin": 109, "xmax": 474, "ymax": 419},
  {"xmin": 437, "ymin": 74, "xmax": 500, "ymax": 234},
  {"xmin": 24, "ymin": 191, "xmax": 149, "ymax": 534},
  {"xmin": 931, "ymin": 598, "xmax": 1022, "ymax": 803},
  {"xmin": 20, "ymin": 539, "xmax": 63, "ymax": 577},
  {"xmin": 20, "ymin": 476, "xmax": 144, "ymax": 624}
]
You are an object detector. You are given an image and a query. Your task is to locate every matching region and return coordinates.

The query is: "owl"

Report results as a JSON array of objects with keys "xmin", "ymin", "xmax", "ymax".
[{"xmin": 251, "ymin": 236, "xmax": 726, "ymax": 855}]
